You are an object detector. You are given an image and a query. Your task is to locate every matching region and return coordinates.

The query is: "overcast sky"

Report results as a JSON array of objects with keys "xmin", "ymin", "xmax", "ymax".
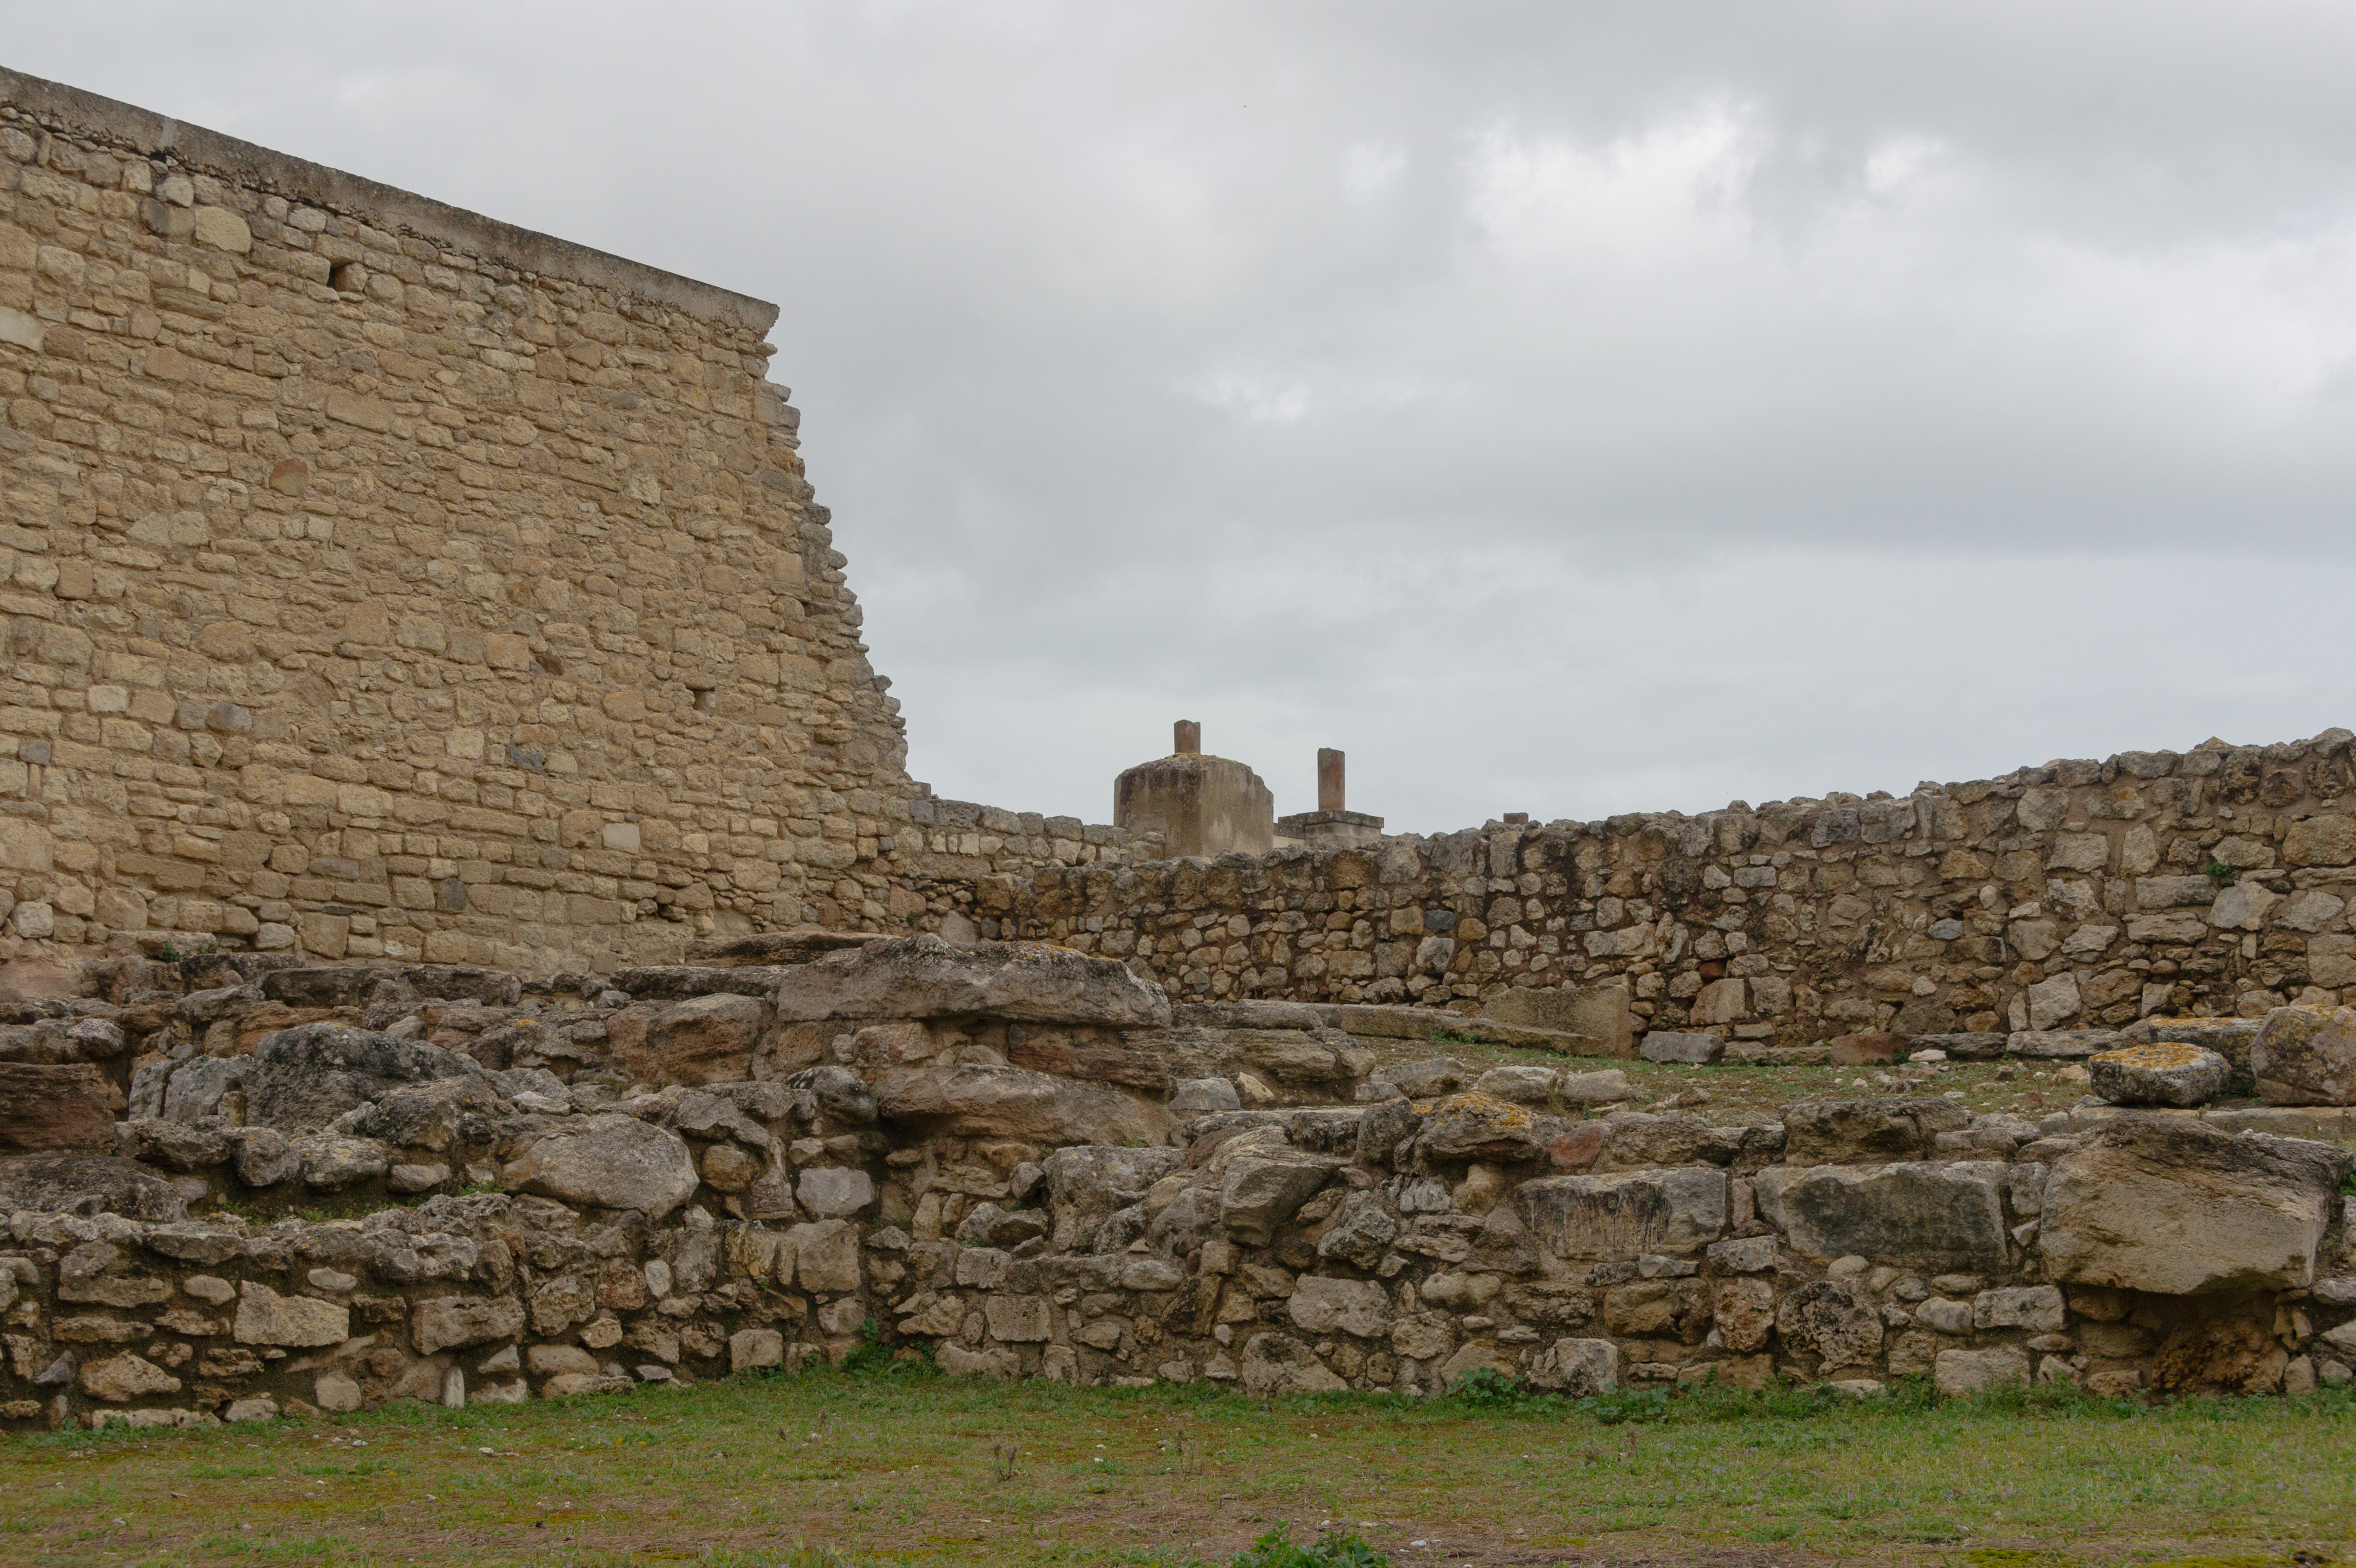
[{"xmin": 12, "ymin": 3, "xmax": 2356, "ymax": 830}]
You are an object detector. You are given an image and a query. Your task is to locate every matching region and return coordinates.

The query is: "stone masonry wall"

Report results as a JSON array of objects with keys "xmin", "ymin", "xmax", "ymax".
[
  {"xmin": 0, "ymin": 68, "xmax": 922, "ymax": 976},
  {"xmin": 1004, "ymin": 730, "xmax": 2356, "ymax": 1044}
]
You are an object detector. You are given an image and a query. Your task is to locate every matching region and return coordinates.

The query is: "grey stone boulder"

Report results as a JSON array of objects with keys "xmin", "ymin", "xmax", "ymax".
[
  {"xmin": 260, "ymin": 967, "xmax": 384, "ymax": 1008},
  {"xmin": 771, "ymin": 934, "xmax": 1172, "ymax": 1028},
  {"xmin": 1410, "ymin": 1092, "xmax": 1547, "ymax": 1164},
  {"xmin": 1316, "ymin": 1192, "xmax": 1399, "ymax": 1269},
  {"xmin": 1170, "ymin": 1077, "xmax": 1241, "ymax": 1114},
  {"xmin": 243, "ymin": 1024, "xmax": 484, "ymax": 1134},
  {"xmin": 2250, "ymin": 1005, "xmax": 2356, "ymax": 1106},
  {"xmin": 1935, "ymin": 1346, "xmax": 2030, "ymax": 1396},
  {"xmin": 1370, "ymin": 1058, "xmax": 1470, "ymax": 1098},
  {"xmin": 779, "ymin": 1065, "xmax": 877, "ymax": 1125},
  {"xmin": 1041, "ymin": 1144, "xmax": 1187, "ymax": 1251},
  {"xmin": 1908, "ymin": 1032, "xmax": 2009, "ymax": 1061},
  {"xmin": 1514, "ymin": 1167, "xmax": 1727, "ymax": 1261},
  {"xmin": 872, "ymin": 1063, "xmax": 1176, "ymax": 1146},
  {"xmin": 1753, "ymin": 1161, "xmax": 2009, "ymax": 1271},
  {"xmin": 1473, "ymin": 1066, "xmax": 1560, "ymax": 1104},
  {"xmin": 1558, "ymin": 1069, "xmax": 1633, "ymax": 1105},
  {"xmin": 1640, "ymin": 1031, "xmax": 1723, "ymax": 1065},
  {"xmin": 2039, "ymin": 1114, "xmax": 2351, "ymax": 1294},
  {"xmin": 1526, "ymin": 1337, "xmax": 1619, "ymax": 1395},
  {"xmin": 0, "ymin": 1153, "xmax": 187, "ymax": 1221},
  {"xmin": 606, "ymin": 993, "xmax": 769, "ymax": 1086},
  {"xmin": 1776, "ymin": 1281, "xmax": 1884, "ymax": 1370},
  {"xmin": 348, "ymin": 1076, "xmax": 506, "ymax": 1152},
  {"xmin": 1239, "ymin": 1331, "xmax": 1347, "ymax": 1396},
  {"xmin": 2007, "ymin": 1029, "xmax": 2122, "ymax": 1060},
  {"xmin": 500, "ymin": 1113, "xmax": 700, "ymax": 1219},
  {"xmin": 1288, "ymin": 1276, "xmax": 1392, "ymax": 1338},
  {"xmin": 1219, "ymin": 1148, "xmax": 1343, "ymax": 1245},
  {"xmin": 1779, "ymin": 1096, "xmax": 1970, "ymax": 1165},
  {"xmin": 2088, "ymin": 1043, "xmax": 2231, "ymax": 1107},
  {"xmin": 161, "ymin": 1055, "xmax": 249, "ymax": 1124},
  {"xmin": 607, "ymin": 965, "xmax": 800, "ymax": 1001}
]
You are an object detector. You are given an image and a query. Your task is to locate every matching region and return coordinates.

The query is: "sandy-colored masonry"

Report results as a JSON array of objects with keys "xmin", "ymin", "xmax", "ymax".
[{"xmin": 0, "ymin": 68, "xmax": 953, "ymax": 973}]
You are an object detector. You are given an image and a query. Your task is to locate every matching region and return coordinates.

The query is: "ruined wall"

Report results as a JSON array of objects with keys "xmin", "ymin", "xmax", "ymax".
[
  {"xmin": 1006, "ymin": 731, "xmax": 2356, "ymax": 1042},
  {"xmin": 890, "ymin": 793, "xmax": 1160, "ymax": 939},
  {"xmin": 0, "ymin": 68, "xmax": 917, "ymax": 975},
  {"xmin": 5, "ymin": 944, "xmax": 2354, "ymax": 1432}
]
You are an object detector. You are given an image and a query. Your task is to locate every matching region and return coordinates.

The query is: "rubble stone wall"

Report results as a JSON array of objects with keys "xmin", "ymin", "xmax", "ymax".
[
  {"xmin": 5, "ymin": 945, "xmax": 2355, "ymax": 1433},
  {"xmin": 1004, "ymin": 731, "xmax": 2356, "ymax": 1043},
  {"xmin": 0, "ymin": 68, "xmax": 927, "ymax": 976}
]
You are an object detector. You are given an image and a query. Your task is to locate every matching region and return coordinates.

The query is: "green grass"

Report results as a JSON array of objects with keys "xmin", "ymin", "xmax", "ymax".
[{"xmin": 4, "ymin": 1364, "xmax": 2353, "ymax": 1565}]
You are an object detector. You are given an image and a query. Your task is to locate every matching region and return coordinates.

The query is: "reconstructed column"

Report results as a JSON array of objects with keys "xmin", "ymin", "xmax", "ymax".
[
  {"xmin": 1317, "ymin": 748, "xmax": 1346, "ymax": 812},
  {"xmin": 1174, "ymin": 720, "xmax": 1203, "ymax": 756},
  {"xmin": 1277, "ymin": 748, "xmax": 1384, "ymax": 849}
]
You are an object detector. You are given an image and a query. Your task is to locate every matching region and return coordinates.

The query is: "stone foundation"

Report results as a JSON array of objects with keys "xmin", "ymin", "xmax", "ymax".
[{"xmin": 3, "ymin": 940, "xmax": 2352, "ymax": 1432}]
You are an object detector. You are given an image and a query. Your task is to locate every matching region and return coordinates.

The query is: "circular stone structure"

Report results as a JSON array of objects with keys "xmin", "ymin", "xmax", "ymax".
[{"xmin": 2088, "ymin": 1042, "xmax": 2232, "ymax": 1107}]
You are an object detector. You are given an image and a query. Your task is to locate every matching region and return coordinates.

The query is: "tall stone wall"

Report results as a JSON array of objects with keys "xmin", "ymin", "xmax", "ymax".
[
  {"xmin": 1005, "ymin": 731, "xmax": 2356, "ymax": 1042},
  {"xmin": 0, "ymin": 69, "xmax": 920, "ymax": 975}
]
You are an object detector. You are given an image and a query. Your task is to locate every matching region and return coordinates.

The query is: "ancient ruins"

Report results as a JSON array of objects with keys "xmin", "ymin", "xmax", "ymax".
[{"xmin": 4, "ymin": 68, "xmax": 2355, "ymax": 1432}]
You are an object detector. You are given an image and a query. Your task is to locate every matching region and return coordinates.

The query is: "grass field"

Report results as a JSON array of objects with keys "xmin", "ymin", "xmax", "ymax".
[{"xmin": 5, "ymin": 1363, "xmax": 2352, "ymax": 1567}]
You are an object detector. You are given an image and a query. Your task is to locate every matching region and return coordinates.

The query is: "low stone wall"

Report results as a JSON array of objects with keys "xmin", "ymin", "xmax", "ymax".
[
  {"xmin": 5, "ymin": 942, "xmax": 2356, "ymax": 1431},
  {"xmin": 1000, "ymin": 731, "xmax": 2356, "ymax": 1049}
]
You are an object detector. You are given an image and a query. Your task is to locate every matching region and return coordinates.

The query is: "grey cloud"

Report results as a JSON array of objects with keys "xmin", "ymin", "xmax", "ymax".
[{"xmin": 10, "ymin": 1, "xmax": 2353, "ymax": 830}]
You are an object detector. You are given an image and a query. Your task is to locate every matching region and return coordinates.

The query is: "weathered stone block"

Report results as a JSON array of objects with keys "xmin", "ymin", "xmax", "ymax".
[
  {"xmin": 1753, "ymin": 1161, "xmax": 2007, "ymax": 1271},
  {"xmin": 1514, "ymin": 1167, "xmax": 1727, "ymax": 1260}
]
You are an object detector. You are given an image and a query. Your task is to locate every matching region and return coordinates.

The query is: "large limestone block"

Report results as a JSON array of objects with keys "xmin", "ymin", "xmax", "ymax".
[
  {"xmin": 2039, "ymin": 1115, "xmax": 2350, "ymax": 1294},
  {"xmin": 771, "ymin": 934, "xmax": 1171, "ymax": 1028},
  {"xmin": 1042, "ymin": 1144, "xmax": 1186, "ymax": 1250},
  {"xmin": 872, "ymin": 1064, "xmax": 1175, "ymax": 1146},
  {"xmin": 2284, "ymin": 813, "xmax": 2356, "ymax": 869},
  {"xmin": 501, "ymin": 1114, "xmax": 699, "ymax": 1219},
  {"xmin": 1514, "ymin": 1167, "xmax": 1728, "ymax": 1260},
  {"xmin": 1778, "ymin": 1097, "xmax": 1970, "ymax": 1165},
  {"xmin": 1287, "ymin": 1276, "xmax": 1391, "ymax": 1338},
  {"xmin": 1753, "ymin": 1161, "xmax": 2008, "ymax": 1271},
  {"xmin": 1411, "ymin": 1092, "xmax": 1546, "ymax": 1164},
  {"xmin": 1639, "ymin": 1031, "xmax": 1723, "ymax": 1065},
  {"xmin": 607, "ymin": 992, "xmax": 768, "ymax": 1085},
  {"xmin": 243, "ymin": 1023, "xmax": 483, "ymax": 1133},
  {"xmin": 1220, "ymin": 1149, "xmax": 1343, "ymax": 1245},
  {"xmin": 1935, "ymin": 1346, "xmax": 2030, "ymax": 1397},
  {"xmin": 1480, "ymin": 982, "xmax": 1634, "ymax": 1056},
  {"xmin": 411, "ymin": 1295, "xmax": 525, "ymax": 1355},
  {"xmin": 608, "ymin": 965, "xmax": 802, "ymax": 1000},
  {"xmin": 787, "ymin": 1218, "xmax": 862, "ymax": 1293},
  {"xmin": 234, "ymin": 1281, "xmax": 349, "ymax": 1347},
  {"xmin": 161, "ymin": 1055, "xmax": 249, "ymax": 1124},
  {"xmin": 0, "ymin": 1153, "xmax": 186, "ymax": 1222},
  {"xmin": 2089, "ymin": 1043, "xmax": 2230, "ymax": 1107},
  {"xmin": 0, "ymin": 1062, "xmax": 116, "ymax": 1152},
  {"xmin": 2250, "ymin": 1005, "xmax": 2356, "ymax": 1106},
  {"xmin": 685, "ymin": 928, "xmax": 888, "ymax": 968}
]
